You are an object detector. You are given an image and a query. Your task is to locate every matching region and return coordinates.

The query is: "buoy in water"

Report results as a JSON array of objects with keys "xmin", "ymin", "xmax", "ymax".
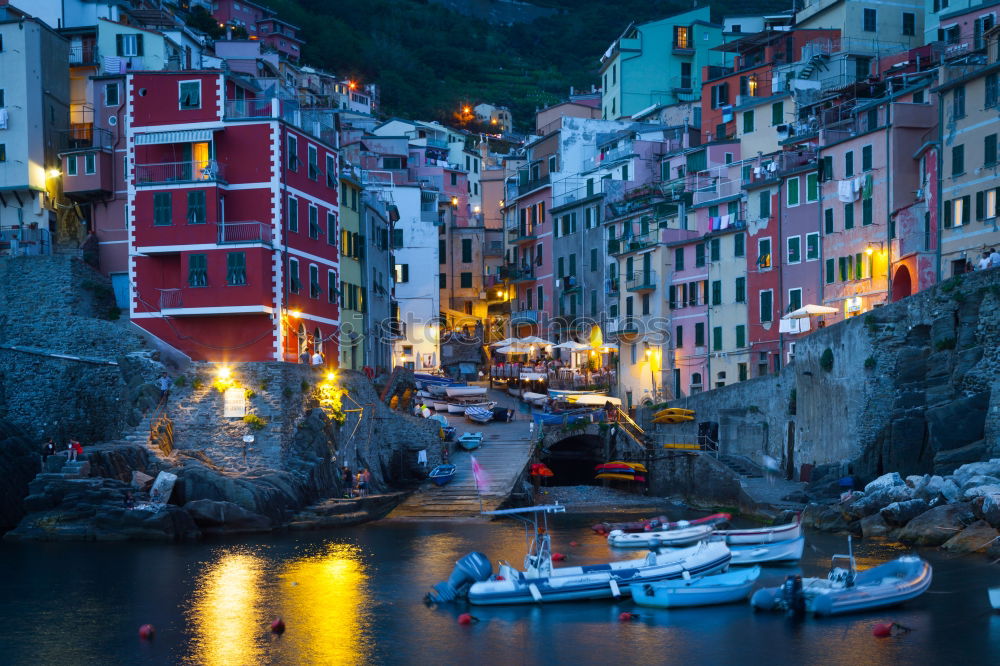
[
  {"xmin": 618, "ymin": 612, "xmax": 638, "ymax": 622},
  {"xmin": 457, "ymin": 613, "xmax": 478, "ymax": 625},
  {"xmin": 872, "ymin": 623, "xmax": 892, "ymax": 638},
  {"xmin": 270, "ymin": 618, "xmax": 286, "ymax": 635},
  {"xmin": 551, "ymin": 552, "xmax": 566, "ymax": 561},
  {"xmin": 138, "ymin": 624, "xmax": 155, "ymax": 641}
]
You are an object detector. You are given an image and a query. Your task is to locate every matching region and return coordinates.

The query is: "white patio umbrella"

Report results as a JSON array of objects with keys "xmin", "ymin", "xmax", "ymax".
[
  {"xmin": 496, "ymin": 344, "xmax": 534, "ymax": 354},
  {"xmin": 552, "ymin": 341, "xmax": 591, "ymax": 351},
  {"xmin": 489, "ymin": 337, "xmax": 518, "ymax": 347},
  {"xmin": 517, "ymin": 336, "xmax": 554, "ymax": 346},
  {"xmin": 784, "ymin": 304, "xmax": 838, "ymax": 319},
  {"xmin": 596, "ymin": 342, "xmax": 618, "ymax": 352}
]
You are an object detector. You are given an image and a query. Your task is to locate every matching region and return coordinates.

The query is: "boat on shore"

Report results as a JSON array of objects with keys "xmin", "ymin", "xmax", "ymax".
[
  {"xmin": 607, "ymin": 524, "xmax": 714, "ymax": 548},
  {"xmin": 447, "ymin": 399, "xmax": 496, "ymax": 414},
  {"xmin": 715, "ymin": 515, "xmax": 802, "ymax": 545},
  {"xmin": 432, "ymin": 399, "xmax": 450, "ymax": 411},
  {"xmin": 465, "ymin": 406, "xmax": 494, "ymax": 424},
  {"xmin": 446, "ymin": 386, "xmax": 487, "ymax": 398},
  {"xmin": 750, "ymin": 538, "xmax": 932, "ymax": 616},
  {"xmin": 730, "ymin": 536, "xmax": 804, "ymax": 565},
  {"xmin": 457, "ymin": 432, "xmax": 484, "ymax": 450},
  {"xmin": 427, "ymin": 505, "xmax": 732, "ymax": 605},
  {"xmin": 633, "ymin": 566, "xmax": 761, "ymax": 609},
  {"xmin": 522, "ymin": 391, "xmax": 548, "ymax": 406},
  {"xmin": 531, "ymin": 409, "xmax": 595, "ymax": 426},
  {"xmin": 428, "ymin": 464, "xmax": 456, "ymax": 486}
]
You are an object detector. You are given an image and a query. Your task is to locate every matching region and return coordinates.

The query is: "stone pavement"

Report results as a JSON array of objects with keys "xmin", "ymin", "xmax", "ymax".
[{"xmin": 389, "ymin": 387, "xmax": 536, "ymax": 518}]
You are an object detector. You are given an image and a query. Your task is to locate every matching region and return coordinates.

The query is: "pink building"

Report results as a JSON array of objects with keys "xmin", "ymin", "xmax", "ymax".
[
  {"xmin": 257, "ymin": 16, "xmax": 302, "ymax": 63},
  {"xmin": 210, "ymin": 0, "xmax": 270, "ymax": 35}
]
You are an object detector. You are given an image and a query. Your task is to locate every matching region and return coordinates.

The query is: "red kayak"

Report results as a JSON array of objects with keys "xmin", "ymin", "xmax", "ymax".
[{"xmin": 591, "ymin": 512, "xmax": 731, "ymax": 535}]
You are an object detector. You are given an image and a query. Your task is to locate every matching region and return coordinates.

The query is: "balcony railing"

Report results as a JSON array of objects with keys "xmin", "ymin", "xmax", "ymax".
[
  {"xmin": 158, "ymin": 288, "xmax": 183, "ymax": 310},
  {"xmin": 560, "ymin": 275, "xmax": 579, "ymax": 293},
  {"xmin": 218, "ymin": 221, "xmax": 272, "ymax": 246},
  {"xmin": 68, "ymin": 43, "xmax": 99, "ymax": 66},
  {"xmin": 608, "ymin": 317, "xmax": 639, "ymax": 336},
  {"xmin": 135, "ymin": 160, "xmax": 225, "ymax": 186},
  {"xmin": 57, "ymin": 127, "xmax": 113, "ymax": 152},
  {"xmin": 510, "ymin": 309, "xmax": 542, "ymax": 325},
  {"xmin": 626, "ymin": 270, "xmax": 657, "ymax": 292},
  {"xmin": 0, "ymin": 227, "xmax": 52, "ymax": 257},
  {"xmin": 386, "ymin": 320, "xmax": 407, "ymax": 339},
  {"xmin": 224, "ymin": 98, "xmax": 276, "ymax": 119},
  {"xmin": 610, "ymin": 231, "xmax": 659, "ymax": 255}
]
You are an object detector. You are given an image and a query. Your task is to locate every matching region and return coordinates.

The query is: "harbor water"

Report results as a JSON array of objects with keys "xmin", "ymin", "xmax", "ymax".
[{"xmin": 1, "ymin": 512, "xmax": 998, "ymax": 665}]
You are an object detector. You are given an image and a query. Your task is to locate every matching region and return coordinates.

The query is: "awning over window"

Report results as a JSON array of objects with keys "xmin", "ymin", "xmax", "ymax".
[{"xmin": 135, "ymin": 129, "xmax": 215, "ymax": 145}]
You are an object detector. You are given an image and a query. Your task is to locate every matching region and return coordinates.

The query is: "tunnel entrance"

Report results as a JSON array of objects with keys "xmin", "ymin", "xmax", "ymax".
[{"xmin": 541, "ymin": 434, "xmax": 605, "ymax": 486}]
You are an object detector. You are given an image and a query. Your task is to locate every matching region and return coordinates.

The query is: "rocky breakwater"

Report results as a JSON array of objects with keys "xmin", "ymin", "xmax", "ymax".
[{"xmin": 803, "ymin": 463, "xmax": 1000, "ymax": 558}]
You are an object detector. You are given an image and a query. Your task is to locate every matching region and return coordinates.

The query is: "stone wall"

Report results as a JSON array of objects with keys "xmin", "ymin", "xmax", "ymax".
[{"xmin": 653, "ymin": 268, "xmax": 1000, "ymax": 486}]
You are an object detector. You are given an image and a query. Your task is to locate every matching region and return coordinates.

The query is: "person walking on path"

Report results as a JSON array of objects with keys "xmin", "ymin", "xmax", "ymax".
[
  {"xmin": 42, "ymin": 438, "xmax": 56, "ymax": 465},
  {"xmin": 156, "ymin": 373, "xmax": 172, "ymax": 404}
]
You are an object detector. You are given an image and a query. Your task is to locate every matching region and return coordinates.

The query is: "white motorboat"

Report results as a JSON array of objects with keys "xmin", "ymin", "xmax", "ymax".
[
  {"xmin": 522, "ymin": 391, "xmax": 548, "ymax": 406},
  {"xmin": 751, "ymin": 537, "xmax": 932, "ymax": 616},
  {"xmin": 445, "ymin": 386, "xmax": 487, "ymax": 398},
  {"xmin": 508, "ymin": 387, "xmax": 523, "ymax": 397},
  {"xmin": 427, "ymin": 505, "xmax": 731, "ymax": 606},
  {"xmin": 633, "ymin": 566, "xmax": 761, "ymax": 609},
  {"xmin": 607, "ymin": 524, "xmax": 715, "ymax": 549},
  {"xmin": 715, "ymin": 515, "xmax": 802, "ymax": 545},
  {"xmin": 730, "ymin": 536, "xmax": 805, "ymax": 565},
  {"xmin": 432, "ymin": 400, "xmax": 450, "ymax": 411}
]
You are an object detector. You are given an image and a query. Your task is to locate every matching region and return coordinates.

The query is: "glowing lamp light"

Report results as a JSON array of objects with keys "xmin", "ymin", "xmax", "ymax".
[
  {"xmin": 865, "ymin": 246, "xmax": 875, "ymax": 256},
  {"xmin": 217, "ymin": 366, "xmax": 231, "ymax": 380},
  {"xmin": 348, "ymin": 81, "xmax": 357, "ymax": 90},
  {"xmin": 491, "ymin": 118, "xmax": 498, "ymax": 125},
  {"xmin": 325, "ymin": 371, "xmax": 337, "ymax": 382},
  {"xmin": 463, "ymin": 106, "xmax": 471, "ymax": 114},
  {"xmin": 474, "ymin": 206, "xmax": 481, "ymax": 214},
  {"xmin": 450, "ymin": 196, "xmax": 459, "ymax": 207},
  {"xmin": 288, "ymin": 309, "xmax": 302, "ymax": 319},
  {"xmin": 47, "ymin": 169, "xmax": 62, "ymax": 178}
]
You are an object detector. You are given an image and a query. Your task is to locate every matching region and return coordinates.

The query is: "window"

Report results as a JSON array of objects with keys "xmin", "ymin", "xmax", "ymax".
[
  {"xmin": 66, "ymin": 156, "xmax": 77, "ymax": 176},
  {"xmin": 712, "ymin": 326, "xmax": 723, "ymax": 351},
  {"xmin": 308, "ymin": 205, "xmax": 319, "ymax": 239},
  {"xmin": 786, "ymin": 177, "xmax": 799, "ymax": 207},
  {"xmin": 862, "ymin": 198, "xmax": 873, "ymax": 226},
  {"xmin": 760, "ymin": 290, "xmax": 773, "ymax": 322},
  {"xmin": 680, "ymin": 62, "xmax": 692, "ymax": 89},
  {"xmin": 735, "ymin": 277, "xmax": 746, "ymax": 303},
  {"xmin": 986, "ymin": 134, "xmax": 998, "ymax": 166},
  {"xmin": 806, "ymin": 232, "xmax": 819, "ymax": 260},
  {"xmin": 863, "ymin": 8, "xmax": 876, "ymax": 32},
  {"xmin": 953, "ymin": 86, "xmax": 966, "ymax": 119},
  {"xmin": 824, "ymin": 208, "xmax": 834, "ymax": 234},
  {"xmin": 188, "ymin": 254, "xmax": 207, "ymax": 287},
  {"xmin": 84, "ymin": 153, "xmax": 96, "ymax": 175},
  {"xmin": 806, "ymin": 173, "xmax": 818, "ymax": 202},
  {"xmin": 902, "ymin": 12, "xmax": 915, "ymax": 35},
  {"xmin": 328, "ymin": 270, "xmax": 338, "ymax": 303},
  {"xmin": 987, "ymin": 74, "xmax": 999, "ymax": 108},
  {"xmin": 287, "ymin": 135, "xmax": 298, "ymax": 171},
  {"xmin": 742, "ymin": 110, "xmax": 755, "ymax": 133},
  {"xmin": 590, "ymin": 248, "xmax": 598, "ymax": 271},
  {"xmin": 758, "ymin": 191, "xmax": 770, "ymax": 219},
  {"xmin": 710, "ymin": 238, "xmax": 720, "ymax": 262},
  {"xmin": 787, "ymin": 235, "xmax": 801, "ymax": 264},
  {"xmin": 695, "ymin": 243, "xmax": 705, "ymax": 267},
  {"xmin": 116, "ymin": 33, "xmax": 143, "ymax": 57},
  {"xmin": 844, "ymin": 203, "xmax": 854, "ymax": 229},
  {"xmin": 395, "ymin": 264, "xmax": 410, "ymax": 284},
  {"xmin": 105, "ymin": 83, "xmax": 120, "ymax": 107},
  {"xmin": 537, "ymin": 286, "xmax": 544, "ymax": 311},
  {"xmin": 288, "ymin": 258, "xmax": 301, "ymax": 293},
  {"xmin": 771, "ymin": 101, "xmax": 783, "ymax": 126},
  {"xmin": 862, "ymin": 145, "xmax": 873, "ymax": 172},
  {"xmin": 711, "ymin": 280, "xmax": 722, "ymax": 306},
  {"xmin": 725, "ymin": 152, "xmax": 734, "ymax": 164},
  {"xmin": 695, "ymin": 322, "xmax": 705, "ymax": 347},
  {"xmin": 674, "ymin": 247, "xmax": 685, "ymax": 270},
  {"xmin": 825, "ymin": 258, "xmax": 835, "ymax": 284},
  {"xmin": 178, "ymin": 81, "xmax": 200, "ymax": 110},
  {"xmin": 307, "ymin": 145, "xmax": 319, "ymax": 180},
  {"xmin": 153, "ymin": 192, "xmax": 172, "ymax": 226},
  {"xmin": 757, "ymin": 237, "xmax": 771, "ymax": 269},
  {"xmin": 309, "ymin": 265, "xmax": 320, "ymax": 298},
  {"xmin": 439, "ymin": 273, "xmax": 447, "ymax": 289},
  {"xmin": 674, "ymin": 25, "xmax": 690, "ymax": 49},
  {"xmin": 839, "ymin": 256, "xmax": 848, "ymax": 281},
  {"xmin": 186, "ymin": 190, "xmax": 206, "ymax": 224},
  {"xmin": 945, "ymin": 196, "xmax": 971, "ymax": 228},
  {"xmin": 735, "ymin": 325, "xmax": 746, "ymax": 348},
  {"xmin": 287, "ymin": 196, "xmax": 298, "ymax": 231},
  {"xmin": 327, "ymin": 212, "xmax": 337, "ymax": 245},
  {"xmin": 820, "ymin": 155, "xmax": 833, "ymax": 181},
  {"xmin": 641, "ymin": 294, "xmax": 650, "ymax": 315},
  {"xmin": 845, "ymin": 151, "xmax": 854, "ymax": 177},
  {"xmin": 952, "ymin": 144, "xmax": 965, "ymax": 176},
  {"xmin": 326, "ymin": 155, "xmax": 336, "ymax": 187},
  {"xmin": 675, "ymin": 325, "xmax": 684, "ymax": 348},
  {"xmin": 227, "ymin": 252, "xmax": 246, "ymax": 286}
]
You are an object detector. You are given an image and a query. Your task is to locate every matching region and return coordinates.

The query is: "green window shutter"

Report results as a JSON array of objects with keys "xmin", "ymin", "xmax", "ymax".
[
  {"xmin": 821, "ymin": 155, "xmax": 833, "ymax": 181},
  {"xmin": 825, "ymin": 258, "xmax": 835, "ymax": 283},
  {"xmin": 771, "ymin": 101, "xmax": 783, "ymax": 126},
  {"xmin": 188, "ymin": 254, "xmax": 207, "ymax": 287},
  {"xmin": 953, "ymin": 145, "xmax": 964, "ymax": 176},
  {"xmin": 668, "ymin": 285, "xmax": 676, "ymax": 309},
  {"xmin": 461, "ymin": 272, "xmax": 472, "ymax": 288},
  {"xmin": 227, "ymin": 252, "xmax": 246, "ymax": 286},
  {"xmin": 439, "ymin": 273, "xmax": 446, "ymax": 288},
  {"xmin": 862, "ymin": 198, "xmax": 873, "ymax": 225},
  {"xmin": 844, "ymin": 203, "xmax": 854, "ymax": 229},
  {"xmin": 711, "ymin": 280, "xmax": 722, "ymax": 305},
  {"xmin": 569, "ymin": 253, "xmax": 577, "ymax": 277},
  {"xmin": 806, "ymin": 234, "xmax": 819, "ymax": 260},
  {"xmin": 862, "ymin": 145, "xmax": 873, "ymax": 171},
  {"xmin": 986, "ymin": 134, "xmax": 998, "ymax": 165},
  {"xmin": 824, "ymin": 208, "xmax": 834, "ymax": 234},
  {"xmin": 327, "ymin": 212, "xmax": 337, "ymax": 245},
  {"xmin": 806, "ymin": 173, "xmax": 818, "ymax": 202},
  {"xmin": 710, "ymin": 238, "xmax": 720, "ymax": 262},
  {"xmin": 557, "ymin": 257, "xmax": 564, "ymax": 278},
  {"xmin": 788, "ymin": 236, "xmax": 800, "ymax": 263},
  {"xmin": 962, "ymin": 195, "xmax": 971, "ymax": 224},
  {"xmin": 461, "ymin": 238, "xmax": 472, "ymax": 263},
  {"xmin": 675, "ymin": 247, "xmax": 685, "ymax": 270},
  {"xmin": 590, "ymin": 248, "xmax": 598, "ymax": 271},
  {"xmin": 695, "ymin": 322, "xmax": 705, "ymax": 346},
  {"xmin": 759, "ymin": 191, "xmax": 770, "ymax": 218},
  {"xmin": 845, "ymin": 151, "xmax": 854, "ymax": 177},
  {"xmin": 675, "ymin": 325, "xmax": 683, "ymax": 348},
  {"xmin": 787, "ymin": 177, "xmax": 799, "ymax": 206},
  {"xmin": 743, "ymin": 110, "xmax": 755, "ymax": 133},
  {"xmin": 735, "ymin": 277, "xmax": 746, "ymax": 303},
  {"xmin": 695, "ymin": 243, "xmax": 705, "ymax": 267},
  {"xmin": 287, "ymin": 196, "xmax": 298, "ymax": 232},
  {"xmin": 760, "ymin": 290, "xmax": 772, "ymax": 322},
  {"xmin": 438, "ymin": 238, "xmax": 445, "ymax": 263},
  {"xmin": 153, "ymin": 192, "xmax": 172, "ymax": 226},
  {"xmin": 944, "ymin": 200, "xmax": 952, "ymax": 228},
  {"xmin": 734, "ymin": 233, "xmax": 745, "ymax": 257},
  {"xmin": 977, "ymin": 191, "xmax": 985, "ymax": 220},
  {"xmin": 855, "ymin": 253, "xmax": 863, "ymax": 280},
  {"xmin": 708, "ymin": 205, "xmax": 719, "ymax": 218},
  {"xmin": 736, "ymin": 325, "xmax": 746, "ymax": 348},
  {"xmin": 839, "ymin": 256, "xmax": 847, "ymax": 281},
  {"xmin": 135, "ymin": 34, "xmax": 144, "ymax": 56},
  {"xmin": 186, "ymin": 190, "xmax": 206, "ymax": 224},
  {"xmin": 712, "ymin": 326, "xmax": 723, "ymax": 351}
]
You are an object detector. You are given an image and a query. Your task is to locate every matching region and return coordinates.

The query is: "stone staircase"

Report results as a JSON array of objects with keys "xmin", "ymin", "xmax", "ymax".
[
  {"xmin": 719, "ymin": 454, "xmax": 764, "ymax": 479},
  {"xmin": 390, "ymin": 432, "xmax": 535, "ymax": 518},
  {"xmin": 718, "ymin": 454, "xmax": 807, "ymax": 511}
]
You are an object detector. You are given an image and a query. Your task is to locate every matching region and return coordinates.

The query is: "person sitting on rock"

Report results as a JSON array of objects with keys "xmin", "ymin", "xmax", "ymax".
[
  {"xmin": 42, "ymin": 438, "xmax": 56, "ymax": 465},
  {"xmin": 66, "ymin": 439, "xmax": 80, "ymax": 462}
]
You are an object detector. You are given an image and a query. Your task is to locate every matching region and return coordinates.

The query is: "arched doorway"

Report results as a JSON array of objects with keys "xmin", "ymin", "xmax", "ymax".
[
  {"xmin": 540, "ymin": 434, "xmax": 605, "ymax": 486},
  {"xmin": 892, "ymin": 265, "xmax": 912, "ymax": 302},
  {"xmin": 297, "ymin": 323, "xmax": 308, "ymax": 361}
]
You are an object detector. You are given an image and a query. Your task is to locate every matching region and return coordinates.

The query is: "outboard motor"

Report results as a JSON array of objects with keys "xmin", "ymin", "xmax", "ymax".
[
  {"xmin": 426, "ymin": 552, "xmax": 492, "ymax": 603},
  {"xmin": 778, "ymin": 574, "xmax": 806, "ymax": 617}
]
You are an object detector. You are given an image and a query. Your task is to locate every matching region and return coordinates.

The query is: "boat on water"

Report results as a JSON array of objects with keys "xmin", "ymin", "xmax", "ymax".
[
  {"xmin": 592, "ymin": 512, "xmax": 731, "ymax": 535},
  {"xmin": 428, "ymin": 464, "xmax": 456, "ymax": 486},
  {"xmin": 730, "ymin": 536, "xmax": 805, "ymax": 565},
  {"xmin": 607, "ymin": 523, "xmax": 714, "ymax": 548},
  {"xmin": 750, "ymin": 537, "xmax": 932, "ymax": 616},
  {"xmin": 427, "ymin": 505, "xmax": 732, "ymax": 606},
  {"xmin": 715, "ymin": 515, "xmax": 802, "ymax": 545},
  {"xmin": 989, "ymin": 586, "xmax": 1000, "ymax": 610},
  {"xmin": 457, "ymin": 432, "xmax": 484, "ymax": 451},
  {"xmin": 446, "ymin": 386, "xmax": 488, "ymax": 398},
  {"xmin": 428, "ymin": 384, "xmax": 463, "ymax": 397},
  {"xmin": 633, "ymin": 566, "xmax": 761, "ymax": 609}
]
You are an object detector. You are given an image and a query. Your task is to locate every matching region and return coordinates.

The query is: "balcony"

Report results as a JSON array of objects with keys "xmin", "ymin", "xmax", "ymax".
[
  {"xmin": 510, "ymin": 309, "xmax": 542, "ymax": 325},
  {"xmin": 511, "ymin": 267, "xmax": 537, "ymax": 283},
  {"xmin": 610, "ymin": 232, "xmax": 659, "ymax": 256},
  {"xmin": 68, "ymin": 42, "xmax": 99, "ymax": 66},
  {"xmin": 484, "ymin": 239, "xmax": 504, "ymax": 257},
  {"xmin": 0, "ymin": 227, "xmax": 51, "ymax": 257},
  {"xmin": 605, "ymin": 277, "xmax": 620, "ymax": 294},
  {"xmin": 608, "ymin": 317, "xmax": 639, "ymax": 336},
  {"xmin": 692, "ymin": 175, "xmax": 741, "ymax": 206},
  {"xmin": 224, "ymin": 98, "xmax": 277, "ymax": 120},
  {"xmin": 509, "ymin": 226, "xmax": 538, "ymax": 244},
  {"xmin": 135, "ymin": 160, "xmax": 225, "ymax": 187},
  {"xmin": 560, "ymin": 275, "xmax": 580, "ymax": 294},
  {"xmin": 626, "ymin": 270, "xmax": 657, "ymax": 292},
  {"xmin": 218, "ymin": 221, "xmax": 272, "ymax": 246},
  {"xmin": 386, "ymin": 320, "xmax": 407, "ymax": 340}
]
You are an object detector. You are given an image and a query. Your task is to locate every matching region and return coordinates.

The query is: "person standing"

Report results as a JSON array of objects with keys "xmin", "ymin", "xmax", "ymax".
[
  {"xmin": 66, "ymin": 439, "xmax": 79, "ymax": 462},
  {"xmin": 990, "ymin": 247, "xmax": 1000, "ymax": 269},
  {"xmin": 156, "ymin": 373, "xmax": 172, "ymax": 404},
  {"xmin": 341, "ymin": 465, "xmax": 353, "ymax": 497},
  {"xmin": 977, "ymin": 251, "xmax": 991, "ymax": 271},
  {"xmin": 42, "ymin": 438, "xmax": 56, "ymax": 465},
  {"xmin": 311, "ymin": 349, "xmax": 324, "ymax": 366}
]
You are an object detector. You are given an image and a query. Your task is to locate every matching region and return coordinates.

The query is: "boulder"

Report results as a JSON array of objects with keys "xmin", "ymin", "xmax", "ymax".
[
  {"xmin": 960, "ymin": 475, "xmax": 1000, "ymax": 492},
  {"xmin": 781, "ymin": 490, "xmax": 810, "ymax": 504},
  {"xmin": 933, "ymin": 440, "xmax": 989, "ymax": 476},
  {"xmin": 905, "ymin": 475, "xmax": 924, "ymax": 488},
  {"xmin": 880, "ymin": 498, "xmax": 930, "ymax": 526},
  {"xmin": 131, "ymin": 470, "xmax": 154, "ymax": 490},
  {"xmin": 184, "ymin": 499, "xmax": 272, "ymax": 534},
  {"xmin": 940, "ymin": 478, "xmax": 962, "ymax": 502},
  {"xmin": 953, "ymin": 460, "xmax": 1000, "ymax": 486},
  {"xmin": 860, "ymin": 512, "xmax": 896, "ymax": 538},
  {"xmin": 926, "ymin": 392, "xmax": 989, "ymax": 452},
  {"xmin": 894, "ymin": 346, "xmax": 929, "ymax": 384},
  {"xmin": 951, "ymin": 346, "xmax": 983, "ymax": 384},
  {"xmin": 940, "ymin": 520, "xmax": 1000, "ymax": 554},
  {"xmin": 964, "ymin": 484, "xmax": 1000, "ymax": 500},
  {"xmin": 0, "ymin": 426, "xmax": 43, "ymax": 532},
  {"xmin": 864, "ymin": 472, "xmax": 906, "ymax": 495},
  {"xmin": 801, "ymin": 503, "xmax": 849, "ymax": 532},
  {"xmin": 898, "ymin": 503, "xmax": 975, "ymax": 546},
  {"xmin": 844, "ymin": 486, "xmax": 913, "ymax": 521},
  {"xmin": 980, "ymin": 494, "xmax": 1000, "ymax": 529}
]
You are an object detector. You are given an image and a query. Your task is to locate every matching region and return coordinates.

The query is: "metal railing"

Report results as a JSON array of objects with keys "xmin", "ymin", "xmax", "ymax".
[
  {"xmin": 158, "ymin": 288, "xmax": 183, "ymax": 310},
  {"xmin": 510, "ymin": 309, "xmax": 542, "ymax": 324},
  {"xmin": 224, "ymin": 98, "xmax": 276, "ymax": 119},
  {"xmin": 218, "ymin": 221, "xmax": 272, "ymax": 246},
  {"xmin": 57, "ymin": 126, "xmax": 113, "ymax": 152},
  {"xmin": 68, "ymin": 43, "xmax": 99, "ymax": 65},
  {"xmin": 626, "ymin": 270, "xmax": 657, "ymax": 291},
  {"xmin": 0, "ymin": 227, "xmax": 51, "ymax": 256},
  {"xmin": 135, "ymin": 160, "xmax": 224, "ymax": 186}
]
